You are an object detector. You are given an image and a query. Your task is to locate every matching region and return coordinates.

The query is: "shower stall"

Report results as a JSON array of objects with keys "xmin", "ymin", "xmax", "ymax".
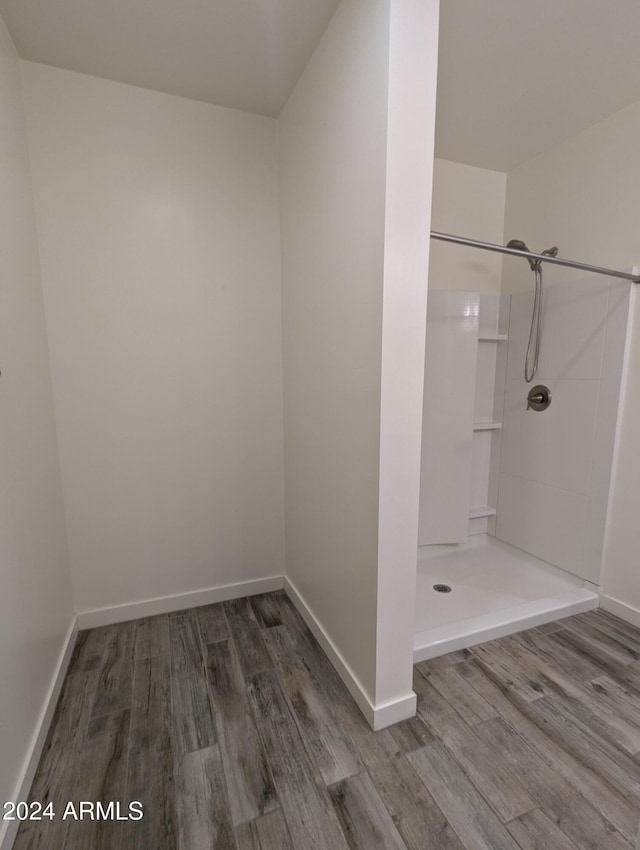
[{"xmin": 415, "ymin": 233, "xmax": 635, "ymax": 661}]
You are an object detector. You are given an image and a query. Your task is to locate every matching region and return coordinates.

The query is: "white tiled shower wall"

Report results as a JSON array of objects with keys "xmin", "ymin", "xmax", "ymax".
[{"xmin": 496, "ymin": 278, "xmax": 631, "ymax": 584}]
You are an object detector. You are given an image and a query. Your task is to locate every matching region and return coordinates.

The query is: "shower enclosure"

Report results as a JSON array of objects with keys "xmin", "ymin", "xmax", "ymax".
[{"xmin": 415, "ymin": 235, "xmax": 633, "ymax": 661}]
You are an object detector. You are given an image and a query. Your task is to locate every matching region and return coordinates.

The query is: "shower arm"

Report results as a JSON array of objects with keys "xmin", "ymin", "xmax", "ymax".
[{"xmin": 430, "ymin": 231, "xmax": 640, "ymax": 284}]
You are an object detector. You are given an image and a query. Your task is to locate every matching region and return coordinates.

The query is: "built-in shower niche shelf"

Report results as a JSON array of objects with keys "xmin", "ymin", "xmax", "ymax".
[
  {"xmin": 418, "ymin": 290, "xmax": 509, "ymax": 545},
  {"xmin": 468, "ymin": 506, "xmax": 497, "ymax": 519}
]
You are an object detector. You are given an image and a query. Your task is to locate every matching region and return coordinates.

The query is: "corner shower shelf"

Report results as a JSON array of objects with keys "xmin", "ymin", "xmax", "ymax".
[
  {"xmin": 473, "ymin": 421, "xmax": 502, "ymax": 431},
  {"xmin": 478, "ymin": 334, "xmax": 508, "ymax": 341},
  {"xmin": 469, "ymin": 505, "xmax": 497, "ymax": 519}
]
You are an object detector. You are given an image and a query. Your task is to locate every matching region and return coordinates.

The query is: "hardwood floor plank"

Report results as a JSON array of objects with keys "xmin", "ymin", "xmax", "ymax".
[
  {"xmin": 13, "ymin": 671, "xmax": 100, "ymax": 848},
  {"xmin": 547, "ymin": 627, "xmax": 632, "ymax": 680},
  {"xmin": 174, "ymin": 744, "xmax": 235, "ymax": 850},
  {"xmin": 246, "ymin": 669, "xmax": 349, "ymax": 850},
  {"xmin": 456, "ymin": 658, "xmax": 640, "ymax": 837},
  {"xmin": 91, "ymin": 621, "xmax": 135, "ymax": 717},
  {"xmin": 250, "ymin": 592, "xmax": 287, "ymax": 629},
  {"xmin": 235, "ymin": 811, "xmax": 294, "ymax": 850},
  {"xmin": 134, "ymin": 614, "xmax": 170, "ymax": 659},
  {"xmin": 534, "ymin": 621, "xmax": 566, "ymax": 635},
  {"xmin": 224, "ymin": 598, "xmax": 272, "ymax": 675},
  {"xmin": 387, "ymin": 716, "xmax": 434, "ymax": 753},
  {"xmin": 205, "ymin": 639, "xmax": 279, "ymax": 825},
  {"xmin": 413, "ymin": 669, "xmax": 535, "ymax": 822},
  {"xmin": 262, "ymin": 626, "xmax": 363, "ymax": 785},
  {"xmin": 11, "ymin": 698, "xmax": 89, "ymax": 848},
  {"xmin": 591, "ymin": 610, "xmax": 640, "ymax": 643},
  {"xmin": 575, "ymin": 613, "xmax": 640, "ymax": 656},
  {"xmin": 528, "ymin": 693, "xmax": 640, "ymax": 800},
  {"xmin": 328, "ymin": 772, "xmax": 408, "ymax": 850},
  {"xmin": 437, "ymin": 647, "xmax": 474, "ymax": 664},
  {"xmin": 408, "ymin": 743, "xmax": 521, "ymax": 850},
  {"xmin": 170, "ymin": 611, "xmax": 203, "ymax": 671},
  {"xmin": 563, "ymin": 618, "xmax": 640, "ymax": 665},
  {"xmin": 524, "ymin": 701, "xmax": 640, "ymax": 842},
  {"xmin": 588, "ymin": 676, "xmax": 640, "ymax": 732},
  {"xmin": 129, "ymin": 653, "xmax": 172, "ymax": 756},
  {"xmin": 506, "ymin": 809, "xmax": 581, "ymax": 850},
  {"xmin": 69, "ymin": 626, "xmax": 116, "ymax": 674},
  {"xmin": 511, "ymin": 629, "xmax": 605, "ymax": 683},
  {"xmin": 196, "ymin": 602, "xmax": 230, "ymax": 644},
  {"xmin": 170, "ymin": 613, "xmax": 217, "ymax": 757},
  {"xmin": 268, "ymin": 590, "xmax": 314, "ymax": 636},
  {"xmin": 475, "ymin": 716, "xmax": 632, "ymax": 850},
  {"xmin": 331, "ymin": 720, "xmax": 465, "ymax": 850},
  {"xmin": 416, "ymin": 655, "xmax": 497, "ymax": 725},
  {"xmin": 475, "ymin": 635, "xmax": 640, "ymax": 756},
  {"xmin": 37, "ymin": 671, "xmax": 98, "ymax": 775},
  {"xmin": 471, "ymin": 641, "xmax": 549, "ymax": 701},
  {"xmin": 549, "ymin": 689, "xmax": 640, "ymax": 756},
  {"xmin": 253, "ymin": 614, "xmax": 461, "ymax": 848},
  {"xmin": 64, "ymin": 709, "xmax": 131, "ymax": 850},
  {"xmin": 123, "ymin": 653, "xmax": 176, "ymax": 850},
  {"xmin": 12, "ymin": 810, "xmax": 70, "ymax": 850}
]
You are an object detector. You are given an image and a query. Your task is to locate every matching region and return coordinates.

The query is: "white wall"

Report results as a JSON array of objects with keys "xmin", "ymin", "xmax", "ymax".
[
  {"xmin": 280, "ymin": 0, "xmax": 438, "ymax": 724},
  {"xmin": 503, "ymin": 100, "xmax": 640, "ymax": 615},
  {"xmin": 376, "ymin": 0, "xmax": 439, "ymax": 715},
  {"xmin": 429, "ymin": 158, "xmax": 506, "ymax": 293},
  {"xmin": 22, "ymin": 62, "xmax": 285, "ymax": 615},
  {"xmin": 280, "ymin": 0, "xmax": 387, "ymax": 709},
  {"xmin": 0, "ymin": 17, "xmax": 73, "ymax": 841},
  {"xmin": 496, "ymin": 279, "xmax": 629, "ymax": 584}
]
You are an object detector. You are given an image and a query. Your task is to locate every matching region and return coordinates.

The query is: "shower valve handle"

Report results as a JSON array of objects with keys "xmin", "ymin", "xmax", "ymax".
[{"xmin": 527, "ymin": 385, "xmax": 552, "ymax": 411}]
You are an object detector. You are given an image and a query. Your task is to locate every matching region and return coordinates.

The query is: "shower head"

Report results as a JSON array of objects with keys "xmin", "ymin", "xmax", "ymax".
[
  {"xmin": 506, "ymin": 238, "xmax": 538, "ymax": 271},
  {"xmin": 506, "ymin": 239, "xmax": 529, "ymax": 252}
]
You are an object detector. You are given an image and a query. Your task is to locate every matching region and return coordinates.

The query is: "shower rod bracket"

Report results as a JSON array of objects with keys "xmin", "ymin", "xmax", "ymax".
[{"xmin": 430, "ymin": 231, "xmax": 640, "ymax": 284}]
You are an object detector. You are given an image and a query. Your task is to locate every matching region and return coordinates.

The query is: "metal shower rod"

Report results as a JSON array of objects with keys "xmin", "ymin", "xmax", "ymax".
[{"xmin": 430, "ymin": 231, "xmax": 640, "ymax": 284}]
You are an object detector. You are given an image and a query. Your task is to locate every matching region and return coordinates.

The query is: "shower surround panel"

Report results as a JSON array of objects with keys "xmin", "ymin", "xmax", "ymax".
[{"xmin": 496, "ymin": 277, "xmax": 630, "ymax": 584}]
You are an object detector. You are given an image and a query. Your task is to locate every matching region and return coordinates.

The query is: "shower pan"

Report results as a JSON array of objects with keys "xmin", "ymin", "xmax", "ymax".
[
  {"xmin": 415, "ymin": 536, "xmax": 594, "ymax": 661},
  {"xmin": 416, "ymin": 254, "xmax": 632, "ymax": 661}
]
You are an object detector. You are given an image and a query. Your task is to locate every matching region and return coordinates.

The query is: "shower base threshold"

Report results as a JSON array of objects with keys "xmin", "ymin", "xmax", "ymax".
[{"xmin": 414, "ymin": 536, "xmax": 599, "ymax": 663}]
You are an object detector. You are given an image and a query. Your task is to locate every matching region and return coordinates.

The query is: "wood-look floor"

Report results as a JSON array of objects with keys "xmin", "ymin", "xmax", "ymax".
[{"xmin": 14, "ymin": 593, "xmax": 640, "ymax": 849}]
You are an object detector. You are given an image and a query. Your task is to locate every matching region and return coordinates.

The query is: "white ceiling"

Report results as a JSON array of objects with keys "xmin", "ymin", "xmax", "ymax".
[
  {"xmin": 0, "ymin": 0, "xmax": 340, "ymax": 117},
  {"xmin": 2, "ymin": 0, "xmax": 640, "ymax": 171},
  {"xmin": 435, "ymin": 0, "xmax": 640, "ymax": 172}
]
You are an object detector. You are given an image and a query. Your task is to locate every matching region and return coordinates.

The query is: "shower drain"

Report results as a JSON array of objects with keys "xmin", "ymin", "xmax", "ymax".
[{"xmin": 433, "ymin": 584, "xmax": 452, "ymax": 593}]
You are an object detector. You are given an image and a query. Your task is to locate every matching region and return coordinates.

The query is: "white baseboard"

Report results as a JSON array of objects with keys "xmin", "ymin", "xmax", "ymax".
[
  {"xmin": 0, "ymin": 616, "xmax": 78, "ymax": 850},
  {"xmin": 600, "ymin": 594, "xmax": 640, "ymax": 629},
  {"xmin": 283, "ymin": 577, "xmax": 416, "ymax": 731},
  {"xmin": 76, "ymin": 576, "xmax": 285, "ymax": 629}
]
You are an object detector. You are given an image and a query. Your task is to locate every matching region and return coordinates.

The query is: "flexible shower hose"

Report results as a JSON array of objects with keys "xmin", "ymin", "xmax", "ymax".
[{"xmin": 524, "ymin": 262, "xmax": 543, "ymax": 383}]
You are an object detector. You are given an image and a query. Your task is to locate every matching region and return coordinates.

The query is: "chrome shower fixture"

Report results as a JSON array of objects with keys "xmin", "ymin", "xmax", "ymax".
[
  {"xmin": 506, "ymin": 238, "xmax": 537, "ymax": 271},
  {"xmin": 506, "ymin": 238, "xmax": 560, "ymax": 383},
  {"xmin": 506, "ymin": 240, "xmax": 559, "ymax": 271}
]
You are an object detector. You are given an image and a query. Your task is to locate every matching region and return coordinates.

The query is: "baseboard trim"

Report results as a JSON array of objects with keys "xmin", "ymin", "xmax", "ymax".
[
  {"xmin": 368, "ymin": 691, "xmax": 418, "ymax": 731},
  {"xmin": 76, "ymin": 576, "xmax": 285, "ymax": 629},
  {"xmin": 283, "ymin": 577, "xmax": 416, "ymax": 731},
  {"xmin": 0, "ymin": 616, "xmax": 78, "ymax": 850},
  {"xmin": 600, "ymin": 594, "xmax": 640, "ymax": 629}
]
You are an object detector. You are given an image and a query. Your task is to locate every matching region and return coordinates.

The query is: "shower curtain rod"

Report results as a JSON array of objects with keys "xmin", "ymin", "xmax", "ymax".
[{"xmin": 430, "ymin": 231, "xmax": 640, "ymax": 284}]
